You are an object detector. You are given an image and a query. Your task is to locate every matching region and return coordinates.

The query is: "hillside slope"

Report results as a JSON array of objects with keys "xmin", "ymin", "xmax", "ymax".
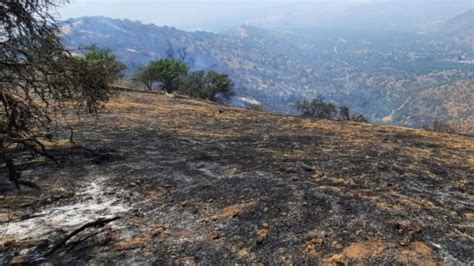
[
  {"xmin": 434, "ymin": 9, "xmax": 474, "ymax": 37},
  {"xmin": 1, "ymin": 91, "xmax": 473, "ymax": 264},
  {"xmin": 395, "ymin": 80, "xmax": 474, "ymax": 134},
  {"xmin": 60, "ymin": 16, "xmax": 474, "ymax": 123}
]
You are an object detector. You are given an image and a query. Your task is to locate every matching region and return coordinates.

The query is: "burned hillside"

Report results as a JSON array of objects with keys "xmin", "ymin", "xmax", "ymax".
[{"xmin": 1, "ymin": 91, "xmax": 473, "ymax": 264}]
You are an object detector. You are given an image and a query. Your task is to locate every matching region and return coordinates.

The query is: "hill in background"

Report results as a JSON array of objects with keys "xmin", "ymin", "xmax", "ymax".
[
  {"xmin": 60, "ymin": 12, "xmax": 473, "ymax": 134},
  {"xmin": 395, "ymin": 80, "xmax": 474, "ymax": 134},
  {"xmin": 425, "ymin": 9, "xmax": 473, "ymax": 37}
]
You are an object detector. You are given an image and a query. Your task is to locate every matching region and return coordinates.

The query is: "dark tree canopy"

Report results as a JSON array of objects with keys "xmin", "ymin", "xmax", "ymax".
[
  {"xmin": 350, "ymin": 112, "xmax": 369, "ymax": 123},
  {"xmin": 296, "ymin": 96, "xmax": 337, "ymax": 119},
  {"xmin": 0, "ymin": 0, "xmax": 119, "ymax": 188},
  {"xmin": 338, "ymin": 106, "xmax": 350, "ymax": 121},
  {"xmin": 296, "ymin": 96, "xmax": 368, "ymax": 123},
  {"xmin": 431, "ymin": 120, "xmax": 455, "ymax": 133},
  {"xmin": 132, "ymin": 66, "xmax": 155, "ymax": 90}
]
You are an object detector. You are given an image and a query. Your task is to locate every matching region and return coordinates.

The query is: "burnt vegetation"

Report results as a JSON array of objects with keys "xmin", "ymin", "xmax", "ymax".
[
  {"xmin": 0, "ymin": 1, "xmax": 121, "ymax": 188},
  {"xmin": 0, "ymin": 1, "xmax": 235, "ymax": 189},
  {"xmin": 0, "ymin": 1, "xmax": 472, "ymax": 265},
  {"xmin": 1, "ymin": 92, "xmax": 472, "ymax": 264},
  {"xmin": 425, "ymin": 120, "xmax": 457, "ymax": 134}
]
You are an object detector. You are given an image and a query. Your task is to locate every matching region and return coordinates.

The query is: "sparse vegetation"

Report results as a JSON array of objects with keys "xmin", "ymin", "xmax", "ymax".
[
  {"xmin": 246, "ymin": 103, "xmax": 265, "ymax": 112},
  {"xmin": 430, "ymin": 120, "xmax": 456, "ymax": 133},
  {"xmin": 338, "ymin": 106, "xmax": 350, "ymax": 121},
  {"xmin": 396, "ymin": 80, "xmax": 473, "ymax": 135},
  {"xmin": 296, "ymin": 96, "xmax": 368, "ymax": 123},
  {"xmin": 350, "ymin": 112, "xmax": 369, "ymax": 123},
  {"xmin": 296, "ymin": 96, "xmax": 337, "ymax": 119}
]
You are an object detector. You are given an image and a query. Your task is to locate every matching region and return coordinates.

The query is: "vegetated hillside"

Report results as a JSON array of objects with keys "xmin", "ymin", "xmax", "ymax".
[
  {"xmin": 60, "ymin": 16, "xmax": 474, "ymax": 126},
  {"xmin": 395, "ymin": 80, "xmax": 474, "ymax": 134},
  {"xmin": 1, "ymin": 91, "xmax": 473, "ymax": 264}
]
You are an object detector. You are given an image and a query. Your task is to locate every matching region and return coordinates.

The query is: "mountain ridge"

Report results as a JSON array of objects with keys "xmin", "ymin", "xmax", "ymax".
[
  {"xmin": 438, "ymin": 9, "xmax": 473, "ymax": 36},
  {"xmin": 60, "ymin": 14, "xmax": 474, "ymax": 134}
]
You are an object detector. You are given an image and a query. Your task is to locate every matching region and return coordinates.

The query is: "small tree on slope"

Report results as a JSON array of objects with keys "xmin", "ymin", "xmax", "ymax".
[
  {"xmin": 133, "ymin": 58, "xmax": 188, "ymax": 92},
  {"xmin": 178, "ymin": 70, "xmax": 235, "ymax": 102}
]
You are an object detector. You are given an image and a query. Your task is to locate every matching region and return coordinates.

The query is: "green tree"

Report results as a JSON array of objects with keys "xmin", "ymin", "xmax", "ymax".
[
  {"xmin": 133, "ymin": 58, "xmax": 188, "ymax": 92},
  {"xmin": 177, "ymin": 70, "xmax": 207, "ymax": 98},
  {"xmin": 132, "ymin": 66, "xmax": 155, "ymax": 90},
  {"xmin": 83, "ymin": 46, "xmax": 126, "ymax": 81},
  {"xmin": 179, "ymin": 70, "xmax": 235, "ymax": 102},
  {"xmin": 0, "ymin": 1, "xmax": 116, "ymax": 188},
  {"xmin": 296, "ymin": 97, "xmax": 369, "ymax": 123},
  {"xmin": 205, "ymin": 71, "xmax": 235, "ymax": 101}
]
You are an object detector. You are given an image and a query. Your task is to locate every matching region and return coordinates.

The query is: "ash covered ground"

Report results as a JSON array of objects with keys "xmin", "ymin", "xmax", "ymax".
[{"xmin": 1, "ymin": 91, "xmax": 473, "ymax": 264}]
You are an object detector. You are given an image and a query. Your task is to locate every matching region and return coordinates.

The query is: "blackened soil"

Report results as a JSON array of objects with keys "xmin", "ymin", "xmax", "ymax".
[{"xmin": 1, "ymin": 92, "xmax": 473, "ymax": 265}]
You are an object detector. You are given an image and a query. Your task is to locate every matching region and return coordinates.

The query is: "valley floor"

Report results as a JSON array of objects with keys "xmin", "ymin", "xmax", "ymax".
[{"xmin": 1, "ymin": 91, "xmax": 473, "ymax": 264}]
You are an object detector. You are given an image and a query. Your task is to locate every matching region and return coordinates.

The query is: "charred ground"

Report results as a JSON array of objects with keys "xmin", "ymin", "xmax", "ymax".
[{"xmin": 1, "ymin": 91, "xmax": 473, "ymax": 264}]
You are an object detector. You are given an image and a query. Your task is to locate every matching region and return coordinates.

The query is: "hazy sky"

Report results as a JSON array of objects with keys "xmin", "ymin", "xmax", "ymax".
[{"xmin": 57, "ymin": 0, "xmax": 473, "ymax": 32}]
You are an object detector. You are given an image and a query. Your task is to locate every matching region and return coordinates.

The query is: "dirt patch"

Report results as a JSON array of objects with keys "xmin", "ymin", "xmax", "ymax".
[
  {"xmin": 397, "ymin": 242, "xmax": 437, "ymax": 266},
  {"xmin": 323, "ymin": 239, "xmax": 387, "ymax": 264},
  {"xmin": 203, "ymin": 201, "xmax": 257, "ymax": 220}
]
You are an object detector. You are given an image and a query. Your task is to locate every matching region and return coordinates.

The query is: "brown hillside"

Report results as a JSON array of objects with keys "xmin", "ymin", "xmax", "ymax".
[
  {"xmin": 397, "ymin": 80, "xmax": 474, "ymax": 134},
  {"xmin": 1, "ymin": 91, "xmax": 473, "ymax": 264}
]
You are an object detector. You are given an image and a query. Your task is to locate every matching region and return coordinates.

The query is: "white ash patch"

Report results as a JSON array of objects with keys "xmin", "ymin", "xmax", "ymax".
[
  {"xmin": 231, "ymin": 96, "xmax": 261, "ymax": 107},
  {"xmin": 0, "ymin": 177, "xmax": 130, "ymax": 241}
]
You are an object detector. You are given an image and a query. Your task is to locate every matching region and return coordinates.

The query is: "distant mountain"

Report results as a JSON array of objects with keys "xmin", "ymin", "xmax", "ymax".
[
  {"xmin": 435, "ymin": 10, "xmax": 473, "ymax": 36},
  {"xmin": 60, "ymin": 16, "xmax": 474, "ymax": 132},
  {"xmin": 420, "ymin": 10, "xmax": 473, "ymax": 48},
  {"xmin": 60, "ymin": 17, "xmax": 217, "ymax": 71}
]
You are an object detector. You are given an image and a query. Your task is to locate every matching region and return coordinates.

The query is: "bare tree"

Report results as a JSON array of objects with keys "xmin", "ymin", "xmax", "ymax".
[
  {"xmin": 0, "ymin": 1, "xmax": 117, "ymax": 188},
  {"xmin": 338, "ymin": 106, "xmax": 350, "ymax": 121},
  {"xmin": 165, "ymin": 41, "xmax": 195, "ymax": 67},
  {"xmin": 350, "ymin": 112, "xmax": 369, "ymax": 123}
]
